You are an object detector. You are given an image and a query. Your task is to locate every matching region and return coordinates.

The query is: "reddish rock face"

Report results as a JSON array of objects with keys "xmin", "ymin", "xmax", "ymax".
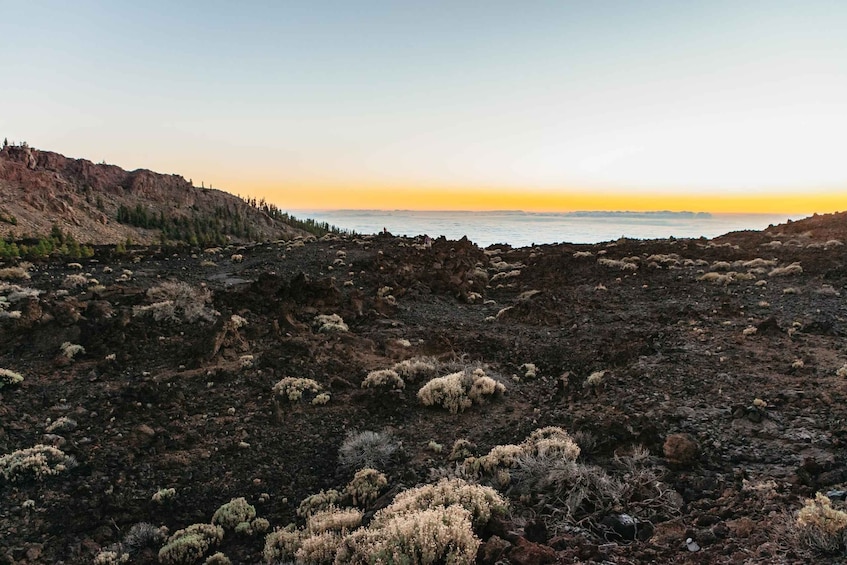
[
  {"xmin": 506, "ymin": 536, "xmax": 558, "ymax": 565},
  {"xmin": 0, "ymin": 145, "xmax": 303, "ymax": 244}
]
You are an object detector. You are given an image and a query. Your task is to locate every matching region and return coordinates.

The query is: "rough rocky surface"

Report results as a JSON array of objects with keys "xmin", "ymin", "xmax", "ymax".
[
  {"xmin": 0, "ymin": 211, "xmax": 846, "ymax": 564},
  {"xmin": 0, "ymin": 145, "xmax": 305, "ymax": 244}
]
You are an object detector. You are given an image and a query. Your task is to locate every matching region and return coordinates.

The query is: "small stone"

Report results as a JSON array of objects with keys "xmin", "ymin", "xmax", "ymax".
[{"xmin": 686, "ymin": 537, "xmax": 700, "ymax": 552}]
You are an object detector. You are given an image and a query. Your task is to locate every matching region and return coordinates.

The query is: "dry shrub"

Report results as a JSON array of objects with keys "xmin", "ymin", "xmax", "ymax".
[
  {"xmin": 296, "ymin": 530, "xmax": 343, "ymax": 564},
  {"xmin": 789, "ymin": 493, "xmax": 847, "ymax": 555},
  {"xmin": 597, "ymin": 258, "xmax": 638, "ymax": 271},
  {"xmin": 133, "ymin": 281, "xmax": 218, "ymax": 323},
  {"xmin": 769, "ymin": 262, "xmax": 803, "ymax": 277},
  {"xmin": 158, "ymin": 523, "xmax": 223, "ymax": 565},
  {"xmin": 392, "ymin": 357, "xmax": 440, "ymax": 382},
  {"xmin": 362, "ymin": 369, "xmax": 405, "ymax": 390},
  {"xmin": 468, "ymin": 427, "xmax": 580, "ymax": 488},
  {"xmin": 306, "ymin": 507, "xmax": 363, "ymax": 535},
  {"xmin": 510, "ymin": 445, "xmax": 681, "ymax": 535},
  {"xmin": 273, "ymin": 377, "xmax": 324, "ymax": 402},
  {"xmin": 338, "ymin": 430, "xmax": 400, "ymax": 471},
  {"xmin": 0, "ymin": 444, "xmax": 76, "ymax": 482},
  {"xmin": 298, "ymin": 489, "xmax": 344, "ymax": 517},
  {"xmin": 0, "ymin": 368, "xmax": 23, "ymax": 388},
  {"xmin": 418, "ymin": 368, "xmax": 505, "ymax": 414},
  {"xmin": 263, "ymin": 526, "xmax": 301, "ymax": 563},
  {"xmin": 0, "ymin": 267, "xmax": 29, "ymax": 280},
  {"xmin": 212, "ymin": 497, "xmax": 256, "ymax": 530},
  {"xmin": 379, "ymin": 478, "xmax": 507, "ymax": 529},
  {"xmin": 345, "ymin": 468, "xmax": 387, "ymax": 507},
  {"xmin": 335, "ymin": 505, "xmax": 480, "ymax": 565},
  {"xmin": 313, "ymin": 313, "xmax": 348, "ymax": 333}
]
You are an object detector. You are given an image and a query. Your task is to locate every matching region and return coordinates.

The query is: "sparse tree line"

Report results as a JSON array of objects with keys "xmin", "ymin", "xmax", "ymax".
[
  {"xmin": 0, "ymin": 224, "xmax": 94, "ymax": 260},
  {"xmin": 116, "ymin": 203, "xmax": 261, "ymax": 247},
  {"xmin": 241, "ymin": 196, "xmax": 356, "ymax": 237}
]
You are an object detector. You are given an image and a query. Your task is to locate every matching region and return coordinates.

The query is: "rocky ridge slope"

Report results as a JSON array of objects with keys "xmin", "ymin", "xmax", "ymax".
[{"xmin": 0, "ymin": 144, "xmax": 305, "ymax": 245}]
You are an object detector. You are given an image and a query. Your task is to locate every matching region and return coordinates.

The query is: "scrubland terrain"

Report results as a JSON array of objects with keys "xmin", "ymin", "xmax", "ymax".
[{"xmin": 1, "ymin": 212, "xmax": 847, "ymax": 564}]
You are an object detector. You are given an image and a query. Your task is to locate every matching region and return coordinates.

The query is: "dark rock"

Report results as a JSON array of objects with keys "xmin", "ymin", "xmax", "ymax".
[
  {"xmin": 506, "ymin": 537, "xmax": 558, "ymax": 565},
  {"xmin": 478, "ymin": 535, "xmax": 511, "ymax": 564},
  {"xmin": 663, "ymin": 433, "xmax": 700, "ymax": 466}
]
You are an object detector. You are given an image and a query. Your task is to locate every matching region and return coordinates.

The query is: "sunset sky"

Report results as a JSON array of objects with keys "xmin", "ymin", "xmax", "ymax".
[{"xmin": 2, "ymin": 1, "xmax": 846, "ymax": 214}]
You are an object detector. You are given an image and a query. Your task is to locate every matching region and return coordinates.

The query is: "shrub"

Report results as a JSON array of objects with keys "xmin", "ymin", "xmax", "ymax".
[
  {"xmin": 449, "ymin": 439, "xmax": 476, "ymax": 461},
  {"xmin": 392, "ymin": 357, "xmax": 440, "ymax": 382},
  {"xmin": 585, "ymin": 370, "xmax": 606, "ymax": 387},
  {"xmin": 362, "ymin": 369, "xmax": 405, "ymax": 390},
  {"xmin": 152, "ymin": 487, "xmax": 176, "ymax": 504},
  {"xmin": 794, "ymin": 493, "xmax": 847, "ymax": 554},
  {"xmin": 769, "ymin": 263, "xmax": 803, "ymax": 277},
  {"xmin": 60, "ymin": 341, "xmax": 85, "ymax": 359},
  {"xmin": 335, "ymin": 505, "xmax": 480, "ymax": 565},
  {"xmin": 133, "ymin": 281, "xmax": 218, "ymax": 323},
  {"xmin": 204, "ymin": 552, "xmax": 231, "ymax": 565},
  {"xmin": 0, "ymin": 368, "xmax": 23, "ymax": 388},
  {"xmin": 338, "ymin": 430, "xmax": 400, "ymax": 471},
  {"xmin": 263, "ymin": 525, "xmax": 302, "ymax": 563},
  {"xmin": 597, "ymin": 258, "xmax": 638, "ymax": 271},
  {"xmin": 345, "ymin": 468, "xmax": 387, "ymax": 507},
  {"xmin": 306, "ymin": 507, "xmax": 363, "ymax": 535},
  {"xmin": 45, "ymin": 416, "xmax": 77, "ymax": 434},
  {"xmin": 467, "ymin": 426, "xmax": 580, "ymax": 487},
  {"xmin": 0, "ymin": 267, "xmax": 29, "ymax": 280},
  {"xmin": 296, "ymin": 530, "xmax": 343, "ymax": 564},
  {"xmin": 418, "ymin": 368, "xmax": 505, "ymax": 414},
  {"xmin": 378, "ymin": 478, "xmax": 507, "ymax": 530},
  {"xmin": 298, "ymin": 489, "xmax": 344, "ymax": 517},
  {"xmin": 0, "ymin": 444, "xmax": 76, "ymax": 482},
  {"xmin": 121, "ymin": 522, "xmax": 166, "ymax": 556},
  {"xmin": 836, "ymin": 364, "xmax": 847, "ymax": 378},
  {"xmin": 62, "ymin": 273, "xmax": 89, "ymax": 289},
  {"xmin": 158, "ymin": 523, "xmax": 224, "ymax": 565},
  {"xmin": 313, "ymin": 313, "xmax": 348, "ymax": 333},
  {"xmin": 212, "ymin": 497, "xmax": 256, "ymax": 530},
  {"xmin": 93, "ymin": 549, "xmax": 129, "ymax": 564},
  {"xmin": 273, "ymin": 377, "xmax": 324, "ymax": 402},
  {"xmin": 520, "ymin": 363, "xmax": 538, "ymax": 379}
]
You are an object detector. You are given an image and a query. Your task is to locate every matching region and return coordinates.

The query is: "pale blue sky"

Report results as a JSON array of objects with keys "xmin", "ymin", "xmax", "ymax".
[{"xmin": 2, "ymin": 1, "xmax": 846, "ymax": 210}]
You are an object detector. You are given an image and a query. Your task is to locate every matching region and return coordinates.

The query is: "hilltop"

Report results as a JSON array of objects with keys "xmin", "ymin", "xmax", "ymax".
[{"xmin": 0, "ymin": 144, "xmax": 324, "ymax": 247}]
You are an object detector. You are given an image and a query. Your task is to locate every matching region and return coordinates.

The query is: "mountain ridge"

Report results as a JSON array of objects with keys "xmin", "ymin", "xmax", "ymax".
[{"xmin": 0, "ymin": 143, "xmax": 309, "ymax": 246}]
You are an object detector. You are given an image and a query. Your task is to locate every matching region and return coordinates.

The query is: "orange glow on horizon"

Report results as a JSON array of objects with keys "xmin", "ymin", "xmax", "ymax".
[{"xmin": 235, "ymin": 183, "xmax": 844, "ymax": 216}]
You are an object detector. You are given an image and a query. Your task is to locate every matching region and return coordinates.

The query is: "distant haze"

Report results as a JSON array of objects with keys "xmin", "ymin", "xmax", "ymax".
[{"xmin": 2, "ymin": 1, "xmax": 845, "ymax": 214}]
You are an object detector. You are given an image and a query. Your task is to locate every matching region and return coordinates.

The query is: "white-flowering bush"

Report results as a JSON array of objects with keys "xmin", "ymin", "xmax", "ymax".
[
  {"xmin": 313, "ymin": 314, "xmax": 348, "ymax": 333},
  {"xmin": 273, "ymin": 377, "xmax": 324, "ymax": 402},
  {"xmin": 335, "ymin": 504, "xmax": 480, "ymax": 565},
  {"xmin": 0, "ymin": 368, "xmax": 23, "ymax": 388},
  {"xmin": 0, "ymin": 444, "xmax": 76, "ymax": 482},
  {"xmin": 362, "ymin": 369, "xmax": 405, "ymax": 390},
  {"xmin": 794, "ymin": 493, "xmax": 847, "ymax": 554},
  {"xmin": 418, "ymin": 368, "xmax": 505, "ymax": 414},
  {"xmin": 60, "ymin": 341, "xmax": 85, "ymax": 359}
]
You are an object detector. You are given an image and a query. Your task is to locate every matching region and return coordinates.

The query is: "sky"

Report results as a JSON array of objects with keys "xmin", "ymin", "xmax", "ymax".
[{"xmin": 2, "ymin": 1, "xmax": 846, "ymax": 214}]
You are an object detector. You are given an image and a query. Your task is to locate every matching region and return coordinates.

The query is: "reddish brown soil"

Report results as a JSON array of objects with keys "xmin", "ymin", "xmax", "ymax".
[{"xmin": 1, "ymin": 214, "xmax": 847, "ymax": 564}]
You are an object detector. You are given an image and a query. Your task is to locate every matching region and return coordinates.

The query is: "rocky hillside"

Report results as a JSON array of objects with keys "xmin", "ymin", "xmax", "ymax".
[
  {"xmin": 0, "ymin": 144, "xmax": 309, "ymax": 246},
  {"xmin": 1, "ymin": 216, "xmax": 847, "ymax": 563}
]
